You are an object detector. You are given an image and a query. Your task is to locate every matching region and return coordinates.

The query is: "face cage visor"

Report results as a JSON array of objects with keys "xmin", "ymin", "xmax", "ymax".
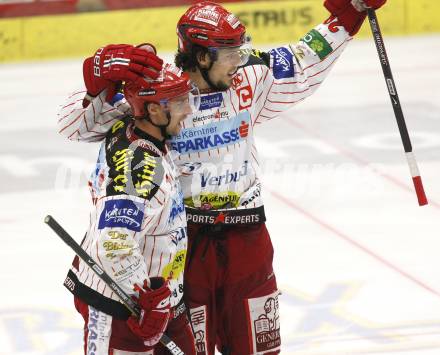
[
  {"xmin": 209, "ymin": 35, "xmax": 252, "ymax": 67},
  {"xmin": 159, "ymin": 82, "xmax": 201, "ymax": 118}
]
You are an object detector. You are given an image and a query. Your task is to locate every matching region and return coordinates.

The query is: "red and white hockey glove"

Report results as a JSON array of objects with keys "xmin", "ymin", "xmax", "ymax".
[
  {"xmin": 126, "ymin": 277, "xmax": 171, "ymax": 347},
  {"xmin": 324, "ymin": 0, "xmax": 387, "ymax": 36},
  {"xmin": 83, "ymin": 43, "xmax": 163, "ymax": 102}
]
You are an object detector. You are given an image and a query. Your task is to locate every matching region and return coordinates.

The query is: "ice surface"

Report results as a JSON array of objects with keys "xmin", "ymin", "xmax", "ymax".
[{"xmin": 1, "ymin": 34, "xmax": 439, "ymax": 354}]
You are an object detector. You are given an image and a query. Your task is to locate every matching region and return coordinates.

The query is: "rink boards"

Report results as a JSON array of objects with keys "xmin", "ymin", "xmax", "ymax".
[{"xmin": 0, "ymin": 0, "xmax": 440, "ymax": 62}]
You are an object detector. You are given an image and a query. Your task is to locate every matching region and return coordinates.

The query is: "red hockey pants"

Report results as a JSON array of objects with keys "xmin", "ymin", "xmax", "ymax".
[{"xmin": 184, "ymin": 223, "xmax": 281, "ymax": 355}]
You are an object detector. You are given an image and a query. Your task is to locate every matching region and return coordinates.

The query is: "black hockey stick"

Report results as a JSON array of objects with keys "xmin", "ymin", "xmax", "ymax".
[
  {"xmin": 44, "ymin": 215, "xmax": 185, "ymax": 355},
  {"xmin": 367, "ymin": 9, "xmax": 427, "ymax": 206}
]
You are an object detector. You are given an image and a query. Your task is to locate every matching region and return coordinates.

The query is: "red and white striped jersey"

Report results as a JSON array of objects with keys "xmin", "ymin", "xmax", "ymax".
[
  {"xmin": 70, "ymin": 117, "xmax": 187, "ymax": 308},
  {"xmin": 58, "ymin": 19, "xmax": 351, "ymax": 213}
]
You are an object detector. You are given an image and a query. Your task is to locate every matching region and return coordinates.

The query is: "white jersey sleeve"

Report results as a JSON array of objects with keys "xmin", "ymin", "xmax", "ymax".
[
  {"xmin": 249, "ymin": 17, "xmax": 351, "ymax": 125},
  {"xmin": 57, "ymin": 88, "xmax": 130, "ymax": 142}
]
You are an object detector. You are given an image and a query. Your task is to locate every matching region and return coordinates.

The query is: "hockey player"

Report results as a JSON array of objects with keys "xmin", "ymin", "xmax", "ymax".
[
  {"xmin": 57, "ymin": 1, "xmax": 387, "ymax": 353},
  {"xmin": 63, "ymin": 62, "xmax": 200, "ymax": 354}
]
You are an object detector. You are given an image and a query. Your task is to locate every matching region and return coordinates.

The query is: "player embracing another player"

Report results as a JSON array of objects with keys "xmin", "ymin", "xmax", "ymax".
[
  {"xmin": 58, "ymin": 1, "xmax": 387, "ymax": 354},
  {"xmin": 61, "ymin": 44, "xmax": 201, "ymax": 354}
]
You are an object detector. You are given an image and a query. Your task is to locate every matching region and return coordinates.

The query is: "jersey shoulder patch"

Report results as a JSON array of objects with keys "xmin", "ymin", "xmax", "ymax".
[
  {"xmin": 268, "ymin": 47, "xmax": 296, "ymax": 80},
  {"xmin": 104, "ymin": 118, "xmax": 164, "ymax": 200}
]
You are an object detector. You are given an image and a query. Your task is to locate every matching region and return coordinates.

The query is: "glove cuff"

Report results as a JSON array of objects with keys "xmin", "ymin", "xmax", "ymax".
[
  {"xmin": 324, "ymin": 0, "xmax": 367, "ymax": 36},
  {"xmin": 337, "ymin": 5, "xmax": 367, "ymax": 36}
]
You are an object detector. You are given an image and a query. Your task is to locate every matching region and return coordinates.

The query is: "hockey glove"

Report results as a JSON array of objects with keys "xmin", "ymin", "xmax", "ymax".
[
  {"xmin": 324, "ymin": 0, "xmax": 387, "ymax": 36},
  {"xmin": 83, "ymin": 43, "xmax": 163, "ymax": 101},
  {"xmin": 126, "ymin": 277, "xmax": 171, "ymax": 347}
]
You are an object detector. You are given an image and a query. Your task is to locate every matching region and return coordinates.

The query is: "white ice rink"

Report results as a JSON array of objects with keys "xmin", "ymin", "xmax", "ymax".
[{"xmin": 0, "ymin": 34, "xmax": 439, "ymax": 355}]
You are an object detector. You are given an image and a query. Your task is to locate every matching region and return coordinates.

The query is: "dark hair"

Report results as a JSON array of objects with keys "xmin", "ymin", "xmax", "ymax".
[{"xmin": 174, "ymin": 45, "xmax": 210, "ymax": 72}]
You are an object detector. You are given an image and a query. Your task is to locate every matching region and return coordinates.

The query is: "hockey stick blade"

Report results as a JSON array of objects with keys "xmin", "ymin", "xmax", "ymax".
[
  {"xmin": 44, "ymin": 215, "xmax": 185, "ymax": 355},
  {"xmin": 367, "ymin": 9, "xmax": 428, "ymax": 206}
]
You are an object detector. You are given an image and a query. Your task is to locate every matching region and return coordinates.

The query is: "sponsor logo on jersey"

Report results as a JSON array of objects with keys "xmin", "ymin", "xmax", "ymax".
[
  {"xmin": 162, "ymin": 249, "xmax": 186, "ymax": 280},
  {"xmin": 169, "ymin": 227, "xmax": 187, "ymax": 246},
  {"xmin": 200, "ymin": 160, "xmax": 248, "ymax": 187},
  {"xmin": 241, "ymin": 182, "xmax": 261, "ymax": 206},
  {"xmin": 199, "ymin": 92, "xmax": 223, "ymax": 110},
  {"xmin": 301, "ymin": 29, "xmax": 333, "ymax": 60},
  {"xmin": 168, "ymin": 190, "xmax": 185, "ymax": 224},
  {"xmin": 98, "ymin": 199, "xmax": 144, "ymax": 231},
  {"xmin": 270, "ymin": 47, "xmax": 295, "ymax": 79},
  {"xmin": 170, "ymin": 111, "xmax": 250, "ymax": 154},
  {"xmin": 185, "ymin": 191, "xmax": 241, "ymax": 210},
  {"xmin": 110, "ymin": 147, "xmax": 161, "ymax": 198},
  {"xmin": 111, "ymin": 120, "xmax": 125, "ymax": 133},
  {"xmin": 133, "ymin": 151, "xmax": 159, "ymax": 198},
  {"xmin": 102, "ymin": 238, "xmax": 133, "ymax": 260},
  {"xmin": 192, "ymin": 110, "xmax": 229, "ymax": 123},
  {"xmin": 111, "ymin": 148, "xmax": 134, "ymax": 194}
]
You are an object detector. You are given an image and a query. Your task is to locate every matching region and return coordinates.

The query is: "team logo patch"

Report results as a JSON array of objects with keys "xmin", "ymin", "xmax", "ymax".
[
  {"xmin": 246, "ymin": 290, "xmax": 281, "ymax": 354},
  {"xmin": 301, "ymin": 29, "xmax": 333, "ymax": 60},
  {"xmin": 232, "ymin": 72, "xmax": 244, "ymax": 89},
  {"xmin": 270, "ymin": 47, "xmax": 295, "ymax": 79},
  {"xmin": 199, "ymin": 93, "xmax": 223, "ymax": 110},
  {"xmin": 98, "ymin": 199, "xmax": 144, "ymax": 231},
  {"xmin": 190, "ymin": 306, "xmax": 208, "ymax": 355},
  {"xmin": 170, "ymin": 111, "xmax": 250, "ymax": 154}
]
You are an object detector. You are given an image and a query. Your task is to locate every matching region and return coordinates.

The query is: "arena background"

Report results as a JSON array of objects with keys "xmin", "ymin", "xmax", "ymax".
[
  {"xmin": 1, "ymin": 0, "xmax": 440, "ymax": 62},
  {"xmin": 1, "ymin": 1, "xmax": 440, "ymax": 354}
]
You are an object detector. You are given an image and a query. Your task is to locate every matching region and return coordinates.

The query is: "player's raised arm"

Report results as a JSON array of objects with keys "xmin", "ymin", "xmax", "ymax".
[
  {"xmin": 57, "ymin": 43, "xmax": 163, "ymax": 142},
  {"xmin": 248, "ymin": 0, "xmax": 386, "ymax": 124}
]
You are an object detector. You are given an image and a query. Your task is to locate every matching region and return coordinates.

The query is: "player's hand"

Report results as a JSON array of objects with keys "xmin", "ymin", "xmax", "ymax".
[
  {"xmin": 126, "ymin": 277, "xmax": 171, "ymax": 347},
  {"xmin": 83, "ymin": 43, "xmax": 163, "ymax": 101},
  {"xmin": 324, "ymin": 0, "xmax": 387, "ymax": 36}
]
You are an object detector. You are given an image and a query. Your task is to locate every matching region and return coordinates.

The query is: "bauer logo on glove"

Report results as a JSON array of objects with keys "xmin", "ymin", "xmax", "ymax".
[{"xmin": 83, "ymin": 43, "xmax": 164, "ymax": 103}]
